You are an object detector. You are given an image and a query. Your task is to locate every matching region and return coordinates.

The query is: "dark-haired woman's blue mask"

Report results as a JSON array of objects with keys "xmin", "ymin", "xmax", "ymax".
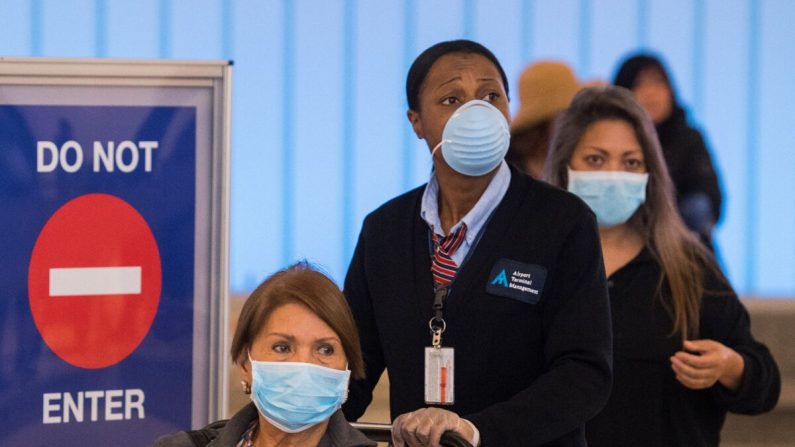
[
  {"xmin": 567, "ymin": 168, "xmax": 649, "ymax": 228},
  {"xmin": 431, "ymin": 99, "xmax": 510, "ymax": 176},
  {"xmin": 248, "ymin": 354, "xmax": 350, "ymax": 433}
]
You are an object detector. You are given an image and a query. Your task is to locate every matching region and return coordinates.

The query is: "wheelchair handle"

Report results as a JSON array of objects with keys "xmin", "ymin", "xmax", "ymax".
[{"xmin": 350, "ymin": 422, "xmax": 474, "ymax": 447}]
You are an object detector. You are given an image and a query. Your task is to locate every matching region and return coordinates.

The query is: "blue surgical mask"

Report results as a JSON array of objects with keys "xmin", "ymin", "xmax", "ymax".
[
  {"xmin": 248, "ymin": 356, "xmax": 351, "ymax": 433},
  {"xmin": 567, "ymin": 168, "xmax": 649, "ymax": 228},
  {"xmin": 431, "ymin": 99, "xmax": 510, "ymax": 176}
]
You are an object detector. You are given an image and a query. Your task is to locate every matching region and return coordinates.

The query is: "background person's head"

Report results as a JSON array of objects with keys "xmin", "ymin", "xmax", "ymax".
[
  {"xmin": 405, "ymin": 40, "xmax": 511, "ymax": 178},
  {"xmin": 231, "ymin": 262, "xmax": 365, "ymax": 383},
  {"xmin": 613, "ymin": 53, "xmax": 676, "ymax": 125},
  {"xmin": 507, "ymin": 61, "xmax": 582, "ymax": 178},
  {"xmin": 511, "ymin": 61, "xmax": 581, "ymax": 134}
]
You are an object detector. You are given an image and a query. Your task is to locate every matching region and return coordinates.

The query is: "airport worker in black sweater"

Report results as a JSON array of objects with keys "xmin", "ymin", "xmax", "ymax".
[
  {"xmin": 341, "ymin": 39, "xmax": 613, "ymax": 447},
  {"xmin": 545, "ymin": 86, "xmax": 780, "ymax": 447}
]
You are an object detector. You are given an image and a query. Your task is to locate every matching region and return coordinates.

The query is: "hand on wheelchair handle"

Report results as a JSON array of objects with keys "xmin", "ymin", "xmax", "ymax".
[{"xmin": 391, "ymin": 407, "xmax": 475, "ymax": 447}]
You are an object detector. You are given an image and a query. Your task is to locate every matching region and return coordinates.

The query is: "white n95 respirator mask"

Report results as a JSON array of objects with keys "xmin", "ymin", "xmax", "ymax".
[{"xmin": 432, "ymin": 99, "xmax": 510, "ymax": 176}]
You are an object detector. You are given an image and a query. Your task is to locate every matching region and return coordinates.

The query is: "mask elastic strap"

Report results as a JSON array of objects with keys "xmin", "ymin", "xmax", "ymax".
[
  {"xmin": 431, "ymin": 139, "xmax": 451, "ymax": 160},
  {"xmin": 342, "ymin": 362, "xmax": 350, "ymax": 403},
  {"xmin": 431, "ymin": 141, "xmax": 443, "ymax": 158}
]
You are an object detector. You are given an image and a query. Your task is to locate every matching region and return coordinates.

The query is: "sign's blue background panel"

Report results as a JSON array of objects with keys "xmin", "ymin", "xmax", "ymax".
[{"xmin": 0, "ymin": 105, "xmax": 196, "ymax": 446}]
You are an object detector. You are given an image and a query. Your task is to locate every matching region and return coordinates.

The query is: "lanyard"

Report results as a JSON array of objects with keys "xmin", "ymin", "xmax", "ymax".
[
  {"xmin": 426, "ymin": 208, "xmax": 497, "ymax": 348},
  {"xmin": 429, "ymin": 286, "xmax": 448, "ymax": 347}
]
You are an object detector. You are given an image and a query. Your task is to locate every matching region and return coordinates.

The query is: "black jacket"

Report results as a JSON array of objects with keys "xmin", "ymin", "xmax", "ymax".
[
  {"xmin": 342, "ymin": 168, "xmax": 613, "ymax": 446},
  {"xmin": 613, "ymin": 54, "xmax": 723, "ymax": 234},
  {"xmin": 586, "ymin": 249, "xmax": 780, "ymax": 447},
  {"xmin": 152, "ymin": 404, "xmax": 375, "ymax": 447},
  {"xmin": 656, "ymin": 106, "xmax": 723, "ymax": 224}
]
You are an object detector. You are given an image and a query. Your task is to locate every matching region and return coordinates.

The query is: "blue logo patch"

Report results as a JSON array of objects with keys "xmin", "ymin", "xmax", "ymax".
[
  {"xmin": 485, "ymin": 258, "xmax": 547, "ymax": 304},
  {"xmin": 490, "ymin": 269, "xmax": 509, "ymax": 287}
]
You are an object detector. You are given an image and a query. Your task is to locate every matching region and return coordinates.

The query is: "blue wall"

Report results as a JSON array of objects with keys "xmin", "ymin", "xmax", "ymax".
[{"xmin": 2, "ymin": 0, "xmax": 794, "ymax": 296}]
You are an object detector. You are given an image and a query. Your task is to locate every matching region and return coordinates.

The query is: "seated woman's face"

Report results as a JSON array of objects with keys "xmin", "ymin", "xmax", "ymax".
[
  {"xmin": 570, "ymin": 119, "xmax": 647, "ymax": 173},
  {"xmin": 409, "ymin": 52, "xmax": 510, "ymax": 151},
  {"xmin": 248, "ymin": 303, "xmax": 347, "ymax": 371}
]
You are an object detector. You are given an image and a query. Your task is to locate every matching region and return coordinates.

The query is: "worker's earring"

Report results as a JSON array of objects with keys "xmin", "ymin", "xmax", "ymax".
[{"xmin": 241, "ymin": 381, "xmax": 251, "ymax": 394}]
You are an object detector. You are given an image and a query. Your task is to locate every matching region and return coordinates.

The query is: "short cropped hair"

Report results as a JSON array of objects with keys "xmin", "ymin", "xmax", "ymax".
[
  {"xmin": 230, "ymin": 262, "xmax": 365, "ymax": 380},
  {"xmin": 406, "ymin": 39, "xmax": 510, "ymax": 111}
]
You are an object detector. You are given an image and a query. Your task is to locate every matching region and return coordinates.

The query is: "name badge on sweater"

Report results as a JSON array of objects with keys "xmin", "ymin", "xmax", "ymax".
[
  {"xmin": 486, "ymin": 258, "xmax": 547, "ymax": 304},
  {"xmin": 425, "ymin": 347, "xmax": 454, "ymax": 405}
]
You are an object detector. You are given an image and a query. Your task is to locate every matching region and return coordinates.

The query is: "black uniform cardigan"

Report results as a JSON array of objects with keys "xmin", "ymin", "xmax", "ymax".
[
  {"xmin": 342, "ymin": 167, "xmax": 613, "ymax": 446},
  {"xmin": 586, "ymin": 248, "xmax": 780, "ymax": 447}
]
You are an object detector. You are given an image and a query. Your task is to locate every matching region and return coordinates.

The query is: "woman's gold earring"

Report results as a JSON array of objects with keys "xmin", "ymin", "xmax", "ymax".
[{"xmin": 241, "ymin": 381, "xmax": 251, "ymax": 394}]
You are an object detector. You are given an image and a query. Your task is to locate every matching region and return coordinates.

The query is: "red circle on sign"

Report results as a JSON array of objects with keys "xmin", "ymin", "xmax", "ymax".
[{"xmin": 28, "ymin": 193, "xmax": 162, "ymax": 369}]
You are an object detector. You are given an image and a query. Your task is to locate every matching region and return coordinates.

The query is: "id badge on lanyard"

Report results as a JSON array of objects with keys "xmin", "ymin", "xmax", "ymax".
[{"xmin": 425, "ymin": 286, "xmax": 455, "ymax": 405}]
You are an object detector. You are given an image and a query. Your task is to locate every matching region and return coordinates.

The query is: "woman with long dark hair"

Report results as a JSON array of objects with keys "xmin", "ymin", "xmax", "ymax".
[{"xmin": 546, "ymin": 86, "xmax": 779, "ymax": 447}]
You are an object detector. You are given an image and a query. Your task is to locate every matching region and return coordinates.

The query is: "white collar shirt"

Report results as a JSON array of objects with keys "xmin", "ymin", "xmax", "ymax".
[{"xmin": 420, "ymin": 160, "xmax": 511, "ymax": 267}]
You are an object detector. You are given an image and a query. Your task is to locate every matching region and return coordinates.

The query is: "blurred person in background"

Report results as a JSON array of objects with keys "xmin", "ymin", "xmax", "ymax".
[
  {"xmin": 614, "ymin": 53, "xmax": 723, "ymax": 246},
  {"xmin": 546, "ymin": 86, "xmax": 780, "ymax": 447},
  {"xmin": 506, "ymin": 61, "xmax": 582, "ymax": 179}
]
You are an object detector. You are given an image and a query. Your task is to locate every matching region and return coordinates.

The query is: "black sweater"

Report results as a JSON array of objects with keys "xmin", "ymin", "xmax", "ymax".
[
  {"xmin": 342, "ymin": 168, "xmax": 613, "ymax": 446},
  {"xmin": 656, "ymin": 106, "xmax": 723, "ymax": 224},
  {"xmin": 586, "ymin": 249, "xmax": 780, "ymax": 447}
]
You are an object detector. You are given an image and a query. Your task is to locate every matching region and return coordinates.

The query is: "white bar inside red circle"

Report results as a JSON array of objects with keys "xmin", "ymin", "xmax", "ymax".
[{"xmin": 49, "ymin": 266, "xmax": 142, "ymax": 296}]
